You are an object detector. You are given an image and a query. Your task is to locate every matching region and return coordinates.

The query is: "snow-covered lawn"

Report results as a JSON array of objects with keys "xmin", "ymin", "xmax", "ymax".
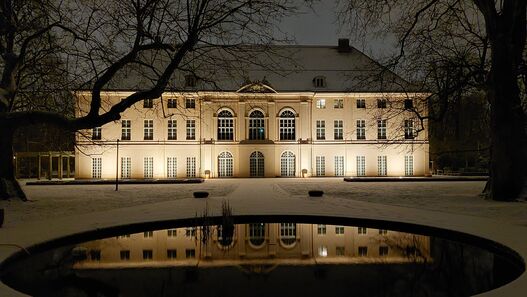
[{"xmin": 1, "ymin": 178, "xmax": 526, "ymax": 227}]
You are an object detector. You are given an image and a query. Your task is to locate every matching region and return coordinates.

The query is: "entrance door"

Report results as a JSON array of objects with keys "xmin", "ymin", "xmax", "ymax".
[
  {"xmin": 218, "ymin": 152, "xmax": 233, "ymax": 177},
  {"xmin": 250, "ymin": 151, "xmax": 264, "ymax": 177},
  {"xmin": 280, "ymin": 151, "xmax": 295, "ymax": 177}
]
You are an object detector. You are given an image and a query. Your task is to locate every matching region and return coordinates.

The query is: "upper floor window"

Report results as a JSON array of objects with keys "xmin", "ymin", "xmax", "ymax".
[
  {"xmin": 217, "ymin": 110, "xmax": 234, "ymax": 141},
  {"xmin": 404, "ymin": 120, "xmax": 415, "ymax": 139},
  {"xmin": 377, "ymin": 99, "xmax": 387, "ymax": 109},
  {"xmin": 184, "ymin": 75, "xmax": 197, "ymax": 88},
  {"xmin": 168, "ymin": 119, "xmax": 177, "ymax": 140},
  {"xmin": 334, "ymin": 99, "xmax": 344, "ymax": 109},
  {"xmin": 313, "ymin": 76, "xmax": 326, "ymax": 88},
  {"xmin": 377, "ymin": 119, "xmax": 387, "ymax": 139},
  {"xmin": 121, "ymin": 120, "xmax": 131, "ymax": 140},
  {"xmin": 92, "ymin": 127, "xmax": 101, "ymax": 140},
  {"xmin": 167, "ymin": 98, "xmax": 177, "ymax": 108},
  {"xmin": 334, "ymin": 120, "xmax": 343, "ymax": 140},
  {"xmin": 404, "ymin": 99, "xmax": 414, "ymax": 109},
  {"xmin": 356, "ymin": 99, "xmax": 366, "ymax": 108},
  {"xmin": 249, "ymin": 110, "xmax": 265, "ymax": 140},
  {"xmin": 144, "ymin": 98, "xmax": 153, "ymax": 108},
  {"xmin": 316, "ymin": 120, "xmax": 325, "ymax": 140},
  {"xmin": 185, "ymin": 98, "xmax": 195, "ymax": 109},
  {"xmin": 316, "ymin": 99, "xmax": 326, "ymax": 109},
  {"xmin": 186, "ymin": 120, "xmax": 195, "ymax": 140},
  {"xmin": 144, "ymin": 119, "xmax": 153, "ymax": 140},
  {"xmin": 356, "ymin": 120, "xmax": 366, "ymax": 140},
  {"xmin": 279, "ymin": 109, "xmax": 296, "ymax": 141}
]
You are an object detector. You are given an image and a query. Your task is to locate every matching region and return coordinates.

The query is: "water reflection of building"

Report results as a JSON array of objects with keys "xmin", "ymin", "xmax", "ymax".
[{"xmin": 74, "ymin": 224, "xmax": 430, "ymax": 268}]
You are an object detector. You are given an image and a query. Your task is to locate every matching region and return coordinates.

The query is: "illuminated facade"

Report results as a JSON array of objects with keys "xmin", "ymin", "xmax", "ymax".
[{"xmin": 75, "ymin": 40, "xmax": 429, "ymax": 179}]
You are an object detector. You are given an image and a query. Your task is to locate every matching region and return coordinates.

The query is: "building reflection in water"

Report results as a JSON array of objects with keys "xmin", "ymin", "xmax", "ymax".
[{"xmin": 73, "ymin": 223, "xmax": 431, "ymax": 269}]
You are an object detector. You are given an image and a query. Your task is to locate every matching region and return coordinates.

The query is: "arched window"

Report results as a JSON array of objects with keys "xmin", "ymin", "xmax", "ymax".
[
  {"xmin": 280, "ymin": 151, "xmax": 295, "ymax": 177},
  {"xmin": 249, "ymin": 110, "xmax": 265, "ymax": 140},
  {"xmin": 217, "ymin": 225, "xmax": 234, "ymax": 247},
  {"xmin": 279, "ymin": 110, "xmax": 296, "ymax": 141},
  {"xmin": 250, "ymin": 151, "xmax": 264, "ymax": 177},
  {"xmin": 218, "ymin": 151, "xmax": 233, "ymax": 177},
  {"xmin": 217, "ymin": 110, "xmax": 234, "ymax": 141},
  {"xmin": 249, "ymin": 223, "xmax": 265, "ymax": 246},
  {"xmin": 280, "ymin": 223, "xmax": 296, "ymax": 246}
]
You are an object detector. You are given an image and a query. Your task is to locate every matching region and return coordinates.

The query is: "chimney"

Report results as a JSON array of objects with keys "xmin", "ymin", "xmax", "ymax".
[{"xmin": 338, "ymin": 38, "xmax": 351, "ymax": 52}]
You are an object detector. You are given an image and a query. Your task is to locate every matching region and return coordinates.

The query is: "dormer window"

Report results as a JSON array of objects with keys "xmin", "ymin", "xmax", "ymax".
[
  {"xmin": 313, "ymin": 76, "xmax": 326, "ymax": 88},
  {"xmin": 184, "ymin": 74, "xmax": 197, "ymax": 88}
]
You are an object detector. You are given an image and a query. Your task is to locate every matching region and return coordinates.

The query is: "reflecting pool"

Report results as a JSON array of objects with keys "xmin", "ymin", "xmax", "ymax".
[{"xmin": 0, "ymin": 217, "xmax": 523, "ymax": 297}]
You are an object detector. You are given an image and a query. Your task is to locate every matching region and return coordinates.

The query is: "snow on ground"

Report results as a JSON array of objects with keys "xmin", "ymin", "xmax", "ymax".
[{"xmin": 1, "ymin": 179, "xmax": 526, "ymax": 227}]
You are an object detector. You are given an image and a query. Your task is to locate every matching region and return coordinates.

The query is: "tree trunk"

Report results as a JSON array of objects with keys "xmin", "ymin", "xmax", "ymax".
[
  {"xmin": 484, "ymin": 14, "xmax": 527, "ymax": 201},
  {"xmin": 0, "ymin": 124, "xmax": 27, "ymax": 200}
]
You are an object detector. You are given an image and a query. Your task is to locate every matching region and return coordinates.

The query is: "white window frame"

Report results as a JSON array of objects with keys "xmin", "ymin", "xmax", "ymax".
[
  {"xmin": 316, "ymin": 156, "xmax": 325, "ymax": 176},
  {"xmin": 218, "ymin": 151, "xmax": 234, "ymax": 177},
  {"xmin": 92, "ymin": 127, "xmax": 101, "ymax": 140},
  {"xmin": 377, "ymin": 119, "xmax": 387, "ymax": 140},
  {"xmin": 248, "ymin": 110, "xmax": 265, "ymax": 140},
  {"xmin": 167, "ymin": 157, "xmax": 177, "ymax": 178},
  {"xmin": 121, "ymin": 120, "xmax": 131, "ymax": 140},
  {"xmin": 279, "ymin": 110, "xmax": 296, "ymax": 141},
  {"xmin": 333, "ymin": 99, "xmax": 343, "ymax": 109},
  {"xmin": 356, "ymin": 120, "xmax": 366, "ymax": 140},
  {"xmin": 356, "ymin": 156, "xmax": 366, "ymax": 176},
  {"xmin": 316, "ymin": 99, "xmax": 326, "ymax": 109},
  {"xmin": 185, "ymin": 98, "xmax": 195, "ymax": 108},
  {"xmin": 217, "ymin": 110, "xmax": 234, "ymax": 141},
  {"xmin": 121, "ymin": 157, "xmax": 131, "ymax": 179},
  {"xmin": 144, "ymin": 157, "xmax": 153, "ymax": 178},
  {"xmin": 334, "ymin": 120, "xmax": 343, "ymax": 140},
  {"xmin": 92, "ymin": 157, "xmax": 102, "ymax": 179},
  {"xmin": 356, "ymin": 99, "xmax": 366, "ymax": 108},
  {"xmin": 144, "ymin": 119, "xmax": 153, "ymax": 140},
  {"xmin": 168, "ymin": 119, "xmax": 177, "ymax": 140},
  {"xmin": 378, "ymin": 156, "xmax": 387, "ymax": 176},
  {"xmin": 249, "ymin": 151, "xmax": 265, "ymax": 177},
  {"xmin": 405, "ymin": 119, "xmax": 415, "ymax": 139},
  {"xmin": 405, "ymin": 155, "xmax": 414, "ymax": 176},
  {"xmin": 186, "ymin": 157, "xmax": 196, "ymax": 177},
  {"xmin": 316, "ymin": 120, "xmax": 325, "ymax": 140},
  {"xmin": 167, "ymin": 98, "xmax": 177, "ymax": 108},
  {"xmin": 280, "ymin": 223, "xmax": 296, "ymax": 245},
  {"xmin": 280, "ymin": 151, "xmax": 296, "ymax": 177},
  {"xmin": 186, "ymin": 120, "xmax": 196, "ymax": 140},
  {"xmin": 335, "ymin": 156, "xmax": 344, "ymax": 176}
]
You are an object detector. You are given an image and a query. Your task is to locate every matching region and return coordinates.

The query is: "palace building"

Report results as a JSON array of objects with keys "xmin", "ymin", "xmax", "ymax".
[{"xmin": 75, "ymin": 40, "xmax": 429, "ymax": 179}]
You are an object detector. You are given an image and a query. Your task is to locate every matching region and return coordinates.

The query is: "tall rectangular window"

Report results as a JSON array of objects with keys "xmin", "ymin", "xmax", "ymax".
[
  {"xmin": 316, "ymin": 99, "xmax": 326, "ymax": 109},
  {"xmin": 377, "ymin": 99, "xmax": 387, "ymax": 108},
  {"xmin": 144, "ymin": 119, "xmax": 153, "ymax": 140},
  {"xmin": 334, "ymin": 120, "xmax": 343, "ymax": 140},
  {"xmin": 378, "ymin": 156, "xmax": 387, "ymax": 176},
  {"xmin": 356, "ymin": 156, "xmax": 366, "ymax": 176},
  {"xmin": 377, "ymin": 119, "xmax": 387, "ymax": 139},
  {"xmin": 121, "ymin": 157, "xmax": 131, "ymax": 179},
  {"xmin": 143, "ymin": 98, "xmax": 153, "ymax": 108},
  {"xmin": 316, "ymin": 120, "xmax": 325, "ymax": 140},
  {"xmin": 356, "ymin": 99, "xmax": 366, "ymax": 108},
  {"xmin": 121, "ymin": 120, "xmax": 131, "ymax": 140},
  {"xmin": 335, "ymin": 156, "xmax": 344, "ymax": 176},
  {"xmin": 168, "ymin": 119, "xmax": 177, "ymax": 140},
  {"xmin": 167, "ymin": 98, "xmax": 177, "ymax": 108},
  {"xmin": 92, "ymin": 127, "xmax": 101, "ymax": 140},
  {"xmin": 186, "ymin": 157, "xmax": 196, "ymax": 177},
  {"xmin": 186, "ymin": 120, "xmax": 195, "ymax": 140},
  {"xmin": 356, "ymin": 120, "xmax": 366, "ymax": 139},
  {"xmin": 404, "ymin": 120, "xmax": 414, "ymax": 139},
  {"xmin": 316, "ymin": 156, "xmax": 325, "ymax": 176},
  {"xmin": 167, "ymin": 157, "xmax": 177, "ymax": 178},
  {"xmin": 185, "ymin": 98, "xmax": 195, "ymax": 109},
  {"xmin": 334, "ymin": 99, "xmax": 343, "ymax": 109},
  {"xmin": 143, "ymin": 250, "xmax": 153, "ymax": 260},
  {"xmin": 358, "ymin": 246, "xmax": 368, "ymax": 256},
  {"xmin": 317, "ymin": 224, "xmax": 326, "ymax": 235},
  {"xmin": 92, "ymin": 157, "xmax": 102, "ymax": 179},
  {"xmin": 379, "ymin": 246, "xmax": 389, "ymax": 256},
  {"xmin": 144, "ymin": 157, "xmax": 153, "ymax": 178},
  {"xmin": 405, "ymin": 155, "xmax": 414, "ymax": 176}
]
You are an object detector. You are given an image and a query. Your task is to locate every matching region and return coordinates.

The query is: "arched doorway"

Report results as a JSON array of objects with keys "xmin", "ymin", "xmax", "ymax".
[
  {"xmin": 218, "ymin": 151, "xmax": 233, "ymax": 177},
  {"xmin": 250, "ymin": 151, "xmax": 264, "ymax": 177},
  {"xmin": 280, "ymin": 151, "xmax": 295, "ymax": 177}
]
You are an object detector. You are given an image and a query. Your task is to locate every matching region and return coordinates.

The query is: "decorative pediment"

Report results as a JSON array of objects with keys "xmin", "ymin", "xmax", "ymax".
[{"xmin": 236, "ymin": 79, "xmax": 277, "ymax": 93}]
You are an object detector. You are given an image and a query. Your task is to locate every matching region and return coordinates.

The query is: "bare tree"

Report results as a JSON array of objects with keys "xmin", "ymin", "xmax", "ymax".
[
  {"xmin": 338, "ymin": 0, "xmax": 526, "ymax": 201},
  {"xmin": 0, "ymin": 0, "xmax": 295, "ymax": 200}
]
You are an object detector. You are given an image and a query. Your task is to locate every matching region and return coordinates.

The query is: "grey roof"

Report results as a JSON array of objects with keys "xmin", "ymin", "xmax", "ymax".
[{"xmin": 104, "ymin": 44, "xmax": 418, "ymax": 93}]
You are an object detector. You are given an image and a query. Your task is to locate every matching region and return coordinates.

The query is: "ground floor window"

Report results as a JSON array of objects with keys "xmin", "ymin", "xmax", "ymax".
[
  {"xmin": 377, "ymin": 156, "xmax": 387, "ymax": 176},
  {"xmin": 167, "ymin": 157, "xmax": 177, "ymax": 178},
  {"xmin": 249, "ymin": 223, "xmax": 265, "ymax": 246},
  {"xmin": 121, "ymin": 157, "xmax": 131, "ymax": 179},
  {"xmin": 92, "ymin": 157, "xmax": 102, "ymax": 179},
  {"xmin": 334, "ymin": 156, "xmax": 344, "ymax": 176},
  {"xmin": 280, "ymin": 223, "xmax": 296, "ymax": 245},
  {"xmin": 218, "ymin": 151, "xmax": 233, "ymax": 177},
  {"xmin": 280, "ymin": 151, "xmax": 295, "ymax": 177},
  {"xmin": 186, "ymin": 157, "xmax": 196, "ymax": 177},
  {"xmin": 316, "ymin": 156, "xmax": 325, "ymax": 176},
  {"xmin": 405, "ymin": 155, "xmax": 414, "ymax": 176},
  {"xmin": 249, "ymin": 151, "xmax": 264, "ymax": 177},
  {"xmin": 356, "ymin": 156, "xmax": 366, "ymax": 176},
  {"xmin": 144, "ymin": 157, "xmax": 153, "ymax": 178}
]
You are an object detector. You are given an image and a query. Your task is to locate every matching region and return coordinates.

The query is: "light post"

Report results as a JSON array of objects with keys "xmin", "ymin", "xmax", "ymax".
[{"xmin": 115, "ymin": 139, "xmax": 119, "ymax": 191}]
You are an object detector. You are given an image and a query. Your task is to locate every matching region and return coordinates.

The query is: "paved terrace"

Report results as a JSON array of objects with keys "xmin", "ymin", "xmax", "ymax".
[{"xmin": 1, "ymin": 178, "xmax": 527, "ymax": 296}]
